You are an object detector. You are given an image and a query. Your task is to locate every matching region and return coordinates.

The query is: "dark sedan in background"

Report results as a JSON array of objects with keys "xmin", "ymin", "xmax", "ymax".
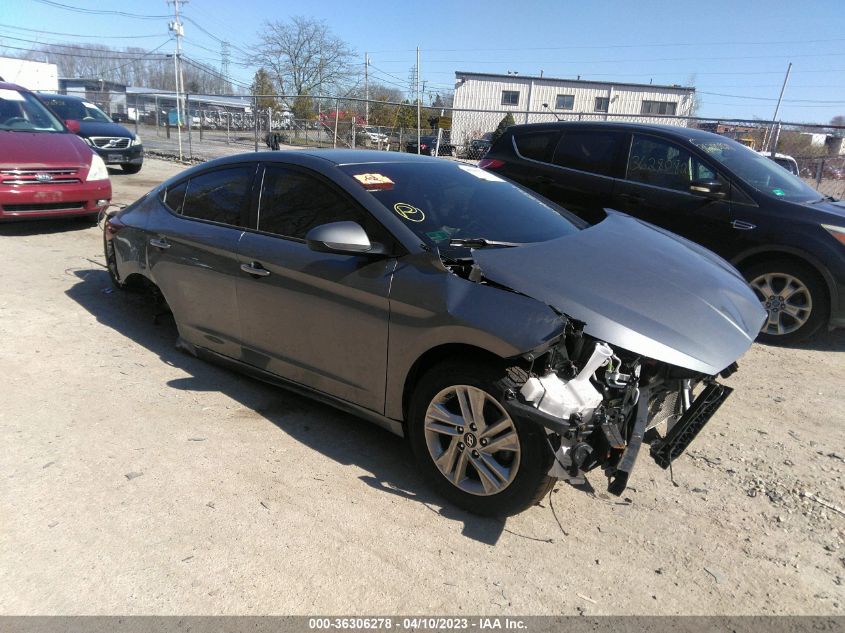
[
  {"xmin": 38, "ymin": 93, "xmax": 144, "ymax": 174},
  {"xmin": 482, "ymin": 122, "xmax": 845, "ymax": 344},
  {"xmin": 105, "ymin": 150, "xmax": 763, "ymax": 516},
  {"xmin": 405, "ymin": 135, "xmax": 454, "ymax": 156}
]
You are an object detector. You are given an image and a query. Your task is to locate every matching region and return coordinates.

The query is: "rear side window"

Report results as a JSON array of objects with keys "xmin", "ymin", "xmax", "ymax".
[
  {"xmin": 551, "ymin": 130, "xmax": 623, "ymax": 176},
  {"xmin": 163, "ymin": 181, "xmax": 187, "ymax": 214},
  {"xmin": 513, "ymin": 131, "xmax": 559, "ymax": 161},
  {"xmin": 166, "ymin": 166, "xmax": 253, "ymax": 226},
  {"xmin": 258, "ymin": 166, "xmax": 380, "ymax": 240}
]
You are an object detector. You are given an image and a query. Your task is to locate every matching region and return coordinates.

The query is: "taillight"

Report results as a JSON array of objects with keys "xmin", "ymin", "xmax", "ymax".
[
  {"xmin": 420, "ymin": 143, "xmax": 428, "ymax": 150},
  {"xmin": 478, "ymin": 158, "xmax": 504, "ymax": 170}
]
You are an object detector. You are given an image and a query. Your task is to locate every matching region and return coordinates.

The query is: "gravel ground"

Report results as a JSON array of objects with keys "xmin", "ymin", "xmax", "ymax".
[{"xmin": 1, "ymin": 158, "xmax": 843, "ymax": 615}]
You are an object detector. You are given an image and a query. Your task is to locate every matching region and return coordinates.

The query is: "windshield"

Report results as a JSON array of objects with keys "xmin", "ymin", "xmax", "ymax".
[
  {"xmin": 340, "ymin": 161, "xmax": 583, "ymax": 257},
  {"xmin": 40, "ymin": 97, "xmax": 112, "ymax": 123},
  {"xmin": 0, "ymin": 88, "xmax": 65, "ymax": 132},
  {"xmin": 692, "ymin": 137, "xmax": 820, "ymax": 203}
]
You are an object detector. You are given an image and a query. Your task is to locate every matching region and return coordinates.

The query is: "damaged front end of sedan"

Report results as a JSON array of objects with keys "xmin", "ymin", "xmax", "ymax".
[
  {"xmin": 500, "ymin": 319, "xmax": 736, "ymax": 496},
  {"xmin": 439, "ymin": 212, "xmax": 767, "ymax": 496}
]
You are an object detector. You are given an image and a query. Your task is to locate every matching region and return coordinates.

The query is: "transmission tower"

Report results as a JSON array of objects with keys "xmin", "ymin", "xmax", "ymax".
[{"xmin": 221, "ymin": 41, "xmax": 231, "ymax": 93}]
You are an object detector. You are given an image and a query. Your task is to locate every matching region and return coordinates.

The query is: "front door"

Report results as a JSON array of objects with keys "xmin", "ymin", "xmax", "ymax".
[
  {"xmin": 235, "ymin": 164, "xmax": 395, "ymax": 414},
  {"xmin": 612, "ymin": 133, "xmax": 735, "ymax": 256}
]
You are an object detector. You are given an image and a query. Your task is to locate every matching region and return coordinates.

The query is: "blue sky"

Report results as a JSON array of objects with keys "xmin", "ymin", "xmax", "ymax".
[{"xmin": 2, "ymin": 0, "xmax": 844, "ymax": 123}]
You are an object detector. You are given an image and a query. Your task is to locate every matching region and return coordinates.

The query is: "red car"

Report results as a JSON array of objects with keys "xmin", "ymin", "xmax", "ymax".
[{"xmin": 0, "ymin": 81, "xmax": 111, "ymax": 221}]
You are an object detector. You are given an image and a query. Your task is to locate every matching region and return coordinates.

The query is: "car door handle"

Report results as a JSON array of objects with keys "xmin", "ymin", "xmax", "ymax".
[
  {"xmin": 240, "ymin": 262, "xmax": 271, "ymax": 277},
  {"xmin": 149, "ymin": 238, "xmax": 171, "ymax": 250},
  {"xmin": 731, "ymin": 220, "xmax": 756, "ymax": 231}
]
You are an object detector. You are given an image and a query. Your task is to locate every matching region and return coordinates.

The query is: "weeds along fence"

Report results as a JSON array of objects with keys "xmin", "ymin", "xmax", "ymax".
[{"xmin": 110, "ymin": 91, "xmax": 845, "ymax": 198}]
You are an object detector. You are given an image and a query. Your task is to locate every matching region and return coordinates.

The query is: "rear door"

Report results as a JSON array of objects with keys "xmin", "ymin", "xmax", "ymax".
[
  {"xmin": 235, "ymin": 163, "xmax": 396, "ymax": 414},
  {"xmin": 501, "ymin": 128, "xmax": 625, "ymax": 224},
  {"xmin": 544, "ymin": 128, "xmax": 626, "ymax": 223},
  {"xmin": 612, "ymin": 133, "xmax": 734, "ymax": 255},
  {"xmin": 146, "ymin": 163, "xmax": 256, "ymax": 358}
]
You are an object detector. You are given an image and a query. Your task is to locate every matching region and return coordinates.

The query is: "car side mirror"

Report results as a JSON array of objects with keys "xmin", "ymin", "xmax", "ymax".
[
  {"xmin": 689, "ymin": 178, "xmax": 726, "ymax": 199},
  {"xmin": 65, "ymin": 119, "xmax": 81, "ymax": 134},
  {"xmin": 305, "ymin": 221, "xmax": 386, "ymax": 257}
]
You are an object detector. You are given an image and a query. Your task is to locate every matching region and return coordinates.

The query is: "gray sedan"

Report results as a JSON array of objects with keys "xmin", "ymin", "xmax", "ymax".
[{"xmin": 104, "ymin": 150, "xmax": 765, "ymax": 516}]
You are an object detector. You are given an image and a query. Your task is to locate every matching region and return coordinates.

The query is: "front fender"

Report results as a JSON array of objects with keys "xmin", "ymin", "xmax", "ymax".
[{"xmin": 384, "ymin": 252, "xmax": 565, "ymax": 421}]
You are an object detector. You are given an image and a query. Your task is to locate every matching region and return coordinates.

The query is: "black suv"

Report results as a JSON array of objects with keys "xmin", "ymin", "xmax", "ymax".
[
  {"xmin": 38, "ymin": 93, "xmax": 143, "ymax": 174},
  {"xmin": 482, "ymin": 122, "xmax": 845, "ymax": 343}
]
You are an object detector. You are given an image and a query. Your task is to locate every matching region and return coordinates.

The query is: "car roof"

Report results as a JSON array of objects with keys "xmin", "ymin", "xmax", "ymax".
[
  {"xmin": 0, "ymin": 81, "xmax": 27, "ymax": 92},
  {"xmin": 265, "ymin": 149, "xmax": 447, "ymax": 166},
  {"xmin": 36, "ymin": 93, "xmax": 84, "ymax": 102},
  {"xmin": 505, "ymin": 120, "xmax": 728, "ymax": 143}
]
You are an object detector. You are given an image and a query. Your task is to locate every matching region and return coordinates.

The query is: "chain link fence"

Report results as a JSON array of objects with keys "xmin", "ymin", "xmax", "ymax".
[{"xmin": 87, "ymin": 90, "xmax": 845, "ymax": 199}]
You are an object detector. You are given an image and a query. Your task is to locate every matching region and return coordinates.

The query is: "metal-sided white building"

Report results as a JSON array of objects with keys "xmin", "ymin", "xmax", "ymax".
[{"xmin": 451, "ymin": 71, "xmax": 696, "ymax": 145}]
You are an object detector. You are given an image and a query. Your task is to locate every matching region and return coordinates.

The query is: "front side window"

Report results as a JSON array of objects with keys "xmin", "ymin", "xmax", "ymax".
[
  {"xmin": 692, "ymin": 137, "xmax": 821, "ymax": 202},
  {"xmin": 339, "ymin": 162, "xmax": 583, "ymax": 258},
  {"xmin": 501, "ymin": 90, "xmax": 520, "ymax": 106},
  {"xmin": 555, "ymin": 94, "xmax": 574, "ymax": 110},
  {"xmin": 258, "ymin": 166, "xmax": 380, "ymax": 240},
  {"xmin": 552, "ymin": 130, "xmax": 623, "ymax": 176},
  {"xmin": 514, "ymin": 131, "xmax": 559, "ymax": 161},
  {"xmin": 641, "ymin": 100, "xmax": 678, "ymax": 116},
  {"xmin": 626, "ymin": 135, "xmax": 721, "ymax": 192},
  {"xmin": 594, "ymin": 97, "xmax": 609, "ymax": 113},
  {"xmin": 177, "ymin": 166, "xmax": 253, "ymax": 226}
]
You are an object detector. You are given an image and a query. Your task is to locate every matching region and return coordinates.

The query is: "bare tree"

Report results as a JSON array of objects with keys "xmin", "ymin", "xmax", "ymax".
[
  {"xmin": 9, "ymin": 43, "xmax": 233, "ymax": 93},
  {"xmin": 254, "ymin": 16, "xmax": 356, "ymax": 96}
]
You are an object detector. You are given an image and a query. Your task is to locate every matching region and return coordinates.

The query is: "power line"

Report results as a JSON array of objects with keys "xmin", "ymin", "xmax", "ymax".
[
  {"xmin": 180, "ymin": 55, "xmax": 251, "ymax": 90},
  {"xmin": 0, "ymin": 41, "xmax": 171, "ymax": 60},
  {"xmin": 0, "ymin": 33, "xmax": 171, "ymax": 52},
  {"xmin": 100, "ymin": 39, "xmax": 174, "ymax": 75},
  {"xmin": 28, "ymin": 0, "xmax": 170, "ymax": 19},
  {"xmin": 180, "ymin": 15, "xmax": 251, "ymax": 58},
  {"xmin": 377, "ymin": 51, "xmax": 845, "ymax": 66},
  {"xmin": 0, "ymin": 23, "xmax": 164, "ymax": 39},
  {"xmin": 698, "ymin": 90, "xmax": 844, "ymax": 104},
  {"xmin": 366, "ymin": 37, "xmax": 845, "ymax": 54}
]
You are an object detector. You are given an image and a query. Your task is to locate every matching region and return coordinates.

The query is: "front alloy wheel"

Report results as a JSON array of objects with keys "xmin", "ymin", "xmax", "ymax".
[
  {"xmin": 744, "ymin": 260, "xmax": 828, "ymax": 344},
  {"xmin": 424, "ymin": 385, "xmax": 521, "ymax": 496},
  {"xmin": 750, "ymin": 272, "xmax": 812, "ymax": 336},
  {"xmin": 409, "ymin": 361, "xmax": 555, "ymax": 516}
]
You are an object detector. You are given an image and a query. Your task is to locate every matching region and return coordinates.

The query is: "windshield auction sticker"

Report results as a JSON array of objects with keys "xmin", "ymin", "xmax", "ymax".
[
  {"xmin": 352, "ymin": 173, "xmax": 394, "ymax": 190},
  {"xmin": 394, "ymin": 202, "xmax": 425, "ymax": 222}
]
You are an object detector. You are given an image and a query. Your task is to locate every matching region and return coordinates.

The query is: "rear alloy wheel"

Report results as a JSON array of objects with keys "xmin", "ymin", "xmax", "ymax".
[
  {"xmin": 744, "ymin": 260, "xmax": 828, "ymax": 344},
  {"xmin": 408, "ymin": 361, "xmax": 554, "ymax": 516}
]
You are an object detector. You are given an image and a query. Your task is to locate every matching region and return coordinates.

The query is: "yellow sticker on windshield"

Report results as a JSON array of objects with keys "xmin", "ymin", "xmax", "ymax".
[
  {"xmin": 394, "ymin": 202, "xmax": 425, "ymax": 222},
  {"xmin": 353, "ymin": 173, "xmax": 394, "ymax": 190}
]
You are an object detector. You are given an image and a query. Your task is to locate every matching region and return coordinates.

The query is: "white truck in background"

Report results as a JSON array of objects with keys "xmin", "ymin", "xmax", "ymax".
[{"xmin": 0, "ymin": 57, "xmax": 59, "ymax": 92}]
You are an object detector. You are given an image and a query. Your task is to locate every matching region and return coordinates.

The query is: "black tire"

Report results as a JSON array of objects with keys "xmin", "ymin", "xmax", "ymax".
[
  {"xmin": 408, "ymin": 360, "xmax": 555, "ymax": 516},
  {"xmin": 742, "ymin": 259, "xmax": 828, "ymax": 344},
  {"xmin": 121, "ymin": 163, "xmax": 142, "ymax": 174}
]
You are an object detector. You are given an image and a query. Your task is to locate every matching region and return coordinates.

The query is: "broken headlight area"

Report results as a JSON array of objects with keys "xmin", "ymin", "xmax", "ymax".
[{"xmin": 502, "ymin": 321, "xmax": 734, "ymax": 496}]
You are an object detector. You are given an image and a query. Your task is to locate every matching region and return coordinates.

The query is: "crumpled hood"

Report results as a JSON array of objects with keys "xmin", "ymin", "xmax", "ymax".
[
  {"xmin": 473, "ymin": 212, "xmax": 766, "ymax": 375},
  {"xmin": 0, "ymin": 130, "xmax": 93, "ymax": 170}
]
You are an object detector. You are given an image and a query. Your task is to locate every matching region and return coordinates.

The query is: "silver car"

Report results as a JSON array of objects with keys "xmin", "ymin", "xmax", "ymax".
[{"xmin": 104, "ymin": 150, "xmax": 765, "ymax": 516}]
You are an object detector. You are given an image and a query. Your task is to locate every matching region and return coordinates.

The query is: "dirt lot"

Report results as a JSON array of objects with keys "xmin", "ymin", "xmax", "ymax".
[{"xmin": 1, "ymin": 158, "xmax": 843, "ymax": 615}]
